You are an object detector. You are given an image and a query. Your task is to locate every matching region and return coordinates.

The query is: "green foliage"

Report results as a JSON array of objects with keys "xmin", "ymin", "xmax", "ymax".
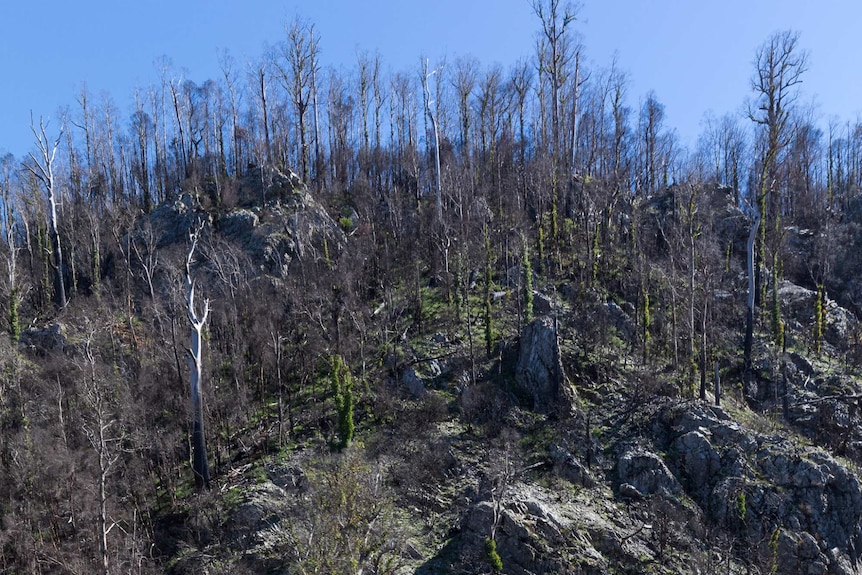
[
  {"xmin": 8, "ymin": 287, "xmax": 19, "ymax": 343},
  {"xmin": 550, "ymin": 197, "xmax": 559, "ymax": 244},
  {"xmin": 736, "ymin": 491, "xmax": 747, "ymax": 524},
  {"xmin": 537, "ymin": 219, "xmax": 546, "ymax": 275},
  {"xmin": 522, "ymin": 232, "xmax": 533, "ymax": 322},
  {"xmin": 251, "ymin": 461, "xmax": 269, "ymax": 484},
  {"xmin": 768, "ymin": 527, "xmax": 780, "ymax": 575},
  {"xmin": 484, "ymin": 225, "xmax": 494, "ymax": 356},
  {"xmin": 591, "ymin": 223, "xmax": 601, "ymax": 285},
  {"xmin": 485, "ymin": 537, "xmax": 503, "ymax": 573},
  {"xmin": 330, "ymin": 355, "xmax": 355, "ymax": 449},
  {"xmin": 36, "ymin": 225, "xmax": 52, "ymax": 307},
  {"xmin": 814, "ymin": 284, "xmax": 824, "ymax": 354},
  {"xmin": 688, "ymin": 355, "xmax": 699, "ymax": 398},
  {"xmin": 725, "ymin": 240, "xmax": 733, "ymax": 273},
  {"xmin": 338, "ymin": 216, "xmax": 354, "ymax": 231},
  {"xmin": 777, "ymin": 319, "xmax": 785, "ymax": 351},
  {"xmin": 771, "ymin": 261, "xmax": 783, "ymax": 348},
  {"xmin": 286, "ymin": 449, "xmax": 407, "ymax": 575},
  {"xmin": 642, "ymin": 283, "xmax": 652, "ymax": 362},
  {"xmin": 323, "ymin": 236, "xmax": 332, "ymax": 269},
  {"xmin": 222, "ymin": 486, "xmax": 244, "ymax": 510}
]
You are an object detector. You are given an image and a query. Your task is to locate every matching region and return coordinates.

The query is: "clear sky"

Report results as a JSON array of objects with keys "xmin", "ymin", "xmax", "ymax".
[{"xmin": 1, "ymin": 0, "xmax": 860, "ymax": 159}]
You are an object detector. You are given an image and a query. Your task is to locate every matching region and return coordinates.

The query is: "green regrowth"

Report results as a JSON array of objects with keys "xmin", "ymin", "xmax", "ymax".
[
  {"xmin": 485, "ymin": 538, "xmax": 503, "ymax": 573},
  {"xmin": 484, "ymin": 225, "xmax": 494, "ymax": 356},
  {"xmin": 330, "ymin": 355, "xmax": 355, "ymax": 449},
  {"xmin": 522, "ymin": 232, "xmax": 533, "ymax": 322}
]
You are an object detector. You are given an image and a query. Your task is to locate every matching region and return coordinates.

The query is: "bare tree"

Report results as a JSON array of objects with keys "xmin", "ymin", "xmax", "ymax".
[
  {"xmin": 640, "ymin": 92, "xmax": 664, "ymax": 196},
  {"xmin": 81, "ymin": 331, "xmax": 124, "ymax": 575},
  {"xmin": 510, "ymin": 58, "xmax": 533, "ymax": 170},
  {"xmin": 275, "ymin": 17, "xmax": 320, "ymax": 181},
  {"xmin": 357, "ymin": 51, "xmax": 373, "ymax": 154},
  {"xmin": 131, "ymin": 221, "xmax": 160, "ymax": 301},
  {"xmin": 422, "ymin": 58, "xmax": 444, "ymax": 226},
  {"xmin": 699, "ymin": 112, "xmax": 746, "ymax": 201},
  {"xmin": 186, "ymin": 224, "xmax": 211, "ymax": 488},
  {"xmin": 0, "ymin": 154, "xmax": 21, "ymax": 340},
  {"xmin": 744, "ymin": 206, "xmax": 761, "ymax": 390},
  {"xmin": 452, "ymin": 56, "xmax": 478, "ymax": 164},
  {"xmin": 748, "ymin": 30, "xmax": 807, "ymax": 343},
  {"xmin": 26, "ymin": 116, "xmax": 67, "ymax": 309},
  {"xmin": 131, "ymin": 91, "xmax": 153, "ymax": 212},
  {"xmin": 219, "ymin": 50, "xmax": 244, "ymax": 177},
  {"xmin": 532, "ymin": 0, "xmax": 579, "ymax": 162},
  {"xmin": 749, "ymin": 30, "xmax": 808, "ymax": 215}
]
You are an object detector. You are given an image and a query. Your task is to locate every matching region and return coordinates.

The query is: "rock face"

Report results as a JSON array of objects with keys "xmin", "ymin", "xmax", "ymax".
[
  {"xmin": 463, "ymin": 492, "xmax": 570, "ymax": 575},
  {"xmin": 662, "ymin": 403, "xmax": 862, "ymax": 575},
  {"xmin": 455, "ymin": 482, "xmax": 659, "ymax": 575},
  {"xmin": 221, "ymin": 187, "xmax": 346, "ymax": 277},
  {"xmin": 532, "ymin": 291, "xmax": 553, "ymax": 315},
  {"xmin": 780, "ymin": 280, "xmax": 858, "ymax": 349},
  {"xmin": 218, "ymin": 208, "xmax": 259, "ymax": 238},
  {"xmin": 168, "ymin": 478, "xmax": 292, "ymax": 575},
  {"xmin": 148, "ymin": 193, "xmax": 208, "ymax": 247},
  {"xmin": 514, "ymin": 316, "xmax": 575, "ymax": 415},
  {"xmin": 671, "ymin": 430, "xmax": 719, "ymax": 500},
  {"xmin": 401, "ymin": 366, "xmax": 427, "ymax": 398},
  {"xmin": 605, "ymin": 300, "xmax": 637, "ymax": 343},
  {"xmin": 238, "ymin": 165, "xmax": 304, "ymax": 206},
  {"xmin": 550, "ymin": 444, "xmax": 595, "ymax": 487},
  {"xmin": 617, "ymin": 448, "xmax": 682, "ymax": 497},
  {"xmin": 146, "ymin": 170, "xmax": 345, "ymax": 277},
  {"xmin": 19, "ymin": 323, "xmax": 66, "ymax": 354}
]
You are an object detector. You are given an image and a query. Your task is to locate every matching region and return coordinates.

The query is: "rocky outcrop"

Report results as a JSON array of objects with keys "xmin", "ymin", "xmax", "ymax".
[
  {"xmin": 401, "ymin": 366, "xmax": 427, "ymax": 397},
  {"xmin": 19, "ymin": 322, "xmax": 66, "ymax": 355},
  {"xmin": 462, "ymin": 489, "xmax": 571, "ymax": 575},
  {"xmin": 617, "ymin": 448, "xmax": 682, "ymax": 497},
  {"xmin": 225, "ymin": 481, "xmax": 289, "ymax": 548},
  {"xmin": 605, "ymin": 300, "xmax": 637, "ymax": 343},
  {"xmin": 780, "ymin": 280, "xmax": 858, "ymax": 349},
  {"xmin": 514, "ymin": 316, "xmax": 575, "ymax": 415},
  {"xmin": 458, "ymin": 483, "xmax": 653, "ymax": 575},
  {"xmin": 218, "ymin": 208, "xmax": 259, "ymax": 237},
  {"xmin": 148, "ymin": 192, "xmax": 210, "ymax": 247},
  {"xmin": 238, "ymin": 165, "xmax": 304, "ymax": 206},
  {"xmin": 167, "ymin": 478, "xmax": 291, "ymax": 575},
  {"xmin": 221, "ymin": 186, "xmax": 346, "ymax": 276},
  {"xmin": 146, "ymin": 171, "xmax": 345, "ymax": 277},
  {"xmin": 532, "ymin": 291, "xmax": 553, "ymax": 315},
  {"xmin": 642, "ymin": 184, "xmax": 748, "ymax": 255},
  {"xmin": 550, "ymin": 444, "xmax": 595, "ymax": 487},
  {"xmin": 663, "ymin": 403, "xmax": 862, "ymax": 575},
  {"xmin": 671, "ymin": 430, "xmax": 720, "ymax": 501}
]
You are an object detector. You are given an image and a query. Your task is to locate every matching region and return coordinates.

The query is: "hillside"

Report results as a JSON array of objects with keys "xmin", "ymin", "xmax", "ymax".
[
  {"xmin": 3, "ymin": 7, "xmax": 862, "ymax": 574},
  {"xmin": 0, "ymin": 163, "xmax": 860, "ymax": 575}
]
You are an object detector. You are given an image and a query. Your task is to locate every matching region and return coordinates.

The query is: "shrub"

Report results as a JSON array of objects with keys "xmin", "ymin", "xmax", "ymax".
[
  {"xmin": 330, "ymin": 355, "xmax": 355, "ymax": 449},
  {"xmin": 485, "ymin": 537, "xmax": 503, "ymax": 573}
]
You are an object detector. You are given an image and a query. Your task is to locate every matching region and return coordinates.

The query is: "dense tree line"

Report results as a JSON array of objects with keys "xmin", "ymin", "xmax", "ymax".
[{"xmin": 0, "ymin": 1, "xmax": 859, "ymax": 572}]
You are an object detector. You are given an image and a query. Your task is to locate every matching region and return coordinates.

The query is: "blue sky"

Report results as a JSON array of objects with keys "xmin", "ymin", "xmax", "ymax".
[{"xmin": 1, "ymin": 0, "xmax": 860, "ymax": 159}]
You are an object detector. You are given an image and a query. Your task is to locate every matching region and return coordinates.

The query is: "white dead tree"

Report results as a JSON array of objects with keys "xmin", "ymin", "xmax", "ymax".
[
  {"xmin": 26, "ymin": 116, "xmax": 67, "ymax": 308},
  {"xmin": 131, "ymin": 221, "xmax": 160, "ymax": 301},
  {"xmin": 422, "ymin": 58, "xmax": 444, "ymax": 227},
  {"xmin": 0, "ymin": 156, "xmax": 21, "ymax": 340},
  {"xmin": 186, "ymin": 224, "xmax": 211, "ymax": 488},
  {"xmin": 81, "ymin": 332, "xmax": 123, "ymax": 575}
]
